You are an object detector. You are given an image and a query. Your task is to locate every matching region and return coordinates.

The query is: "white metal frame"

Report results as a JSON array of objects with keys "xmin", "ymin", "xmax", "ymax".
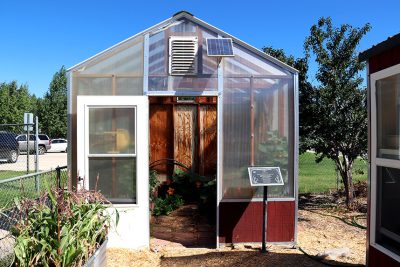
[{"xmin": 370, "ymin": 62, "xmax": 400, "ymax": 262}]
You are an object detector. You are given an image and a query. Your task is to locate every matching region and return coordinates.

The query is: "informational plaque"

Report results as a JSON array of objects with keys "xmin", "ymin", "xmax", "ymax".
[{"xmin": 248, "ymin": 167, "xmax": 284, "ymax": 187}]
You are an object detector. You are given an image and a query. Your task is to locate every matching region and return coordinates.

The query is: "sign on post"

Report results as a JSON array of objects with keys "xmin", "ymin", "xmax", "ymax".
[
  {"xmin": 248, "ymin": 167, "xmax": 284, "ymax": 186},
  {"xmin": 24, "ymin": 113, "xmax": 34, "ymax": 131},
  {"xmin": 248, "ymin": 166, "xmax": 284, "ymax": 254}
]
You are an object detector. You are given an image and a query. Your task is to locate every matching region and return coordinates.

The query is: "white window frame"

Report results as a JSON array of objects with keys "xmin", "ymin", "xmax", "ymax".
[
  {"xmin": 77, "ymin": 96, "xmax": 148, "ymax": 208},
  {"xmin": 370, "ymin": 62, "xmax": 400, "ymax": 262}
]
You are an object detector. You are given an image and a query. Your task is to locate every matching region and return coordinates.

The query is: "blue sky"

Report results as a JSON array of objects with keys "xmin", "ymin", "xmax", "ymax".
[{"xmin": 0, "ymin": 0, "xmax": 398, "ymax": 97}]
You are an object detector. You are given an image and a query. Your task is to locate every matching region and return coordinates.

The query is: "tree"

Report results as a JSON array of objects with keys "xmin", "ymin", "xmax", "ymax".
[
  {"xmin": 262, "ymin": 47, "xmax": 317, "ymax": 153},
  {"xmin": 0, "ymin": 81, "xmax": 36, "ymax": 125},
  {"xmin": 38, "ymin": 66, "xmax": 67, "ymax": 138},
  {"xmin": 304, "ymin": 17, "xmax": 370, "ymax": 208}
]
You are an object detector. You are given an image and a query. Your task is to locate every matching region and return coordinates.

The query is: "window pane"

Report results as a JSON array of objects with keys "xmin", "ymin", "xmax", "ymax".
[
  {"xmin": 89, "ymin": 108, "xmax": 135, "ymax": 154},
  {"xmin": 89, "ymin": 157, "xmax": 136, "ymax": 204},
  {"xmin": 376, "ymin": 166, "xmax": 400, "ymax": 254},
  {"xmin": 376, "ymin": 73, "xmax": 400, "ymax": 159}
]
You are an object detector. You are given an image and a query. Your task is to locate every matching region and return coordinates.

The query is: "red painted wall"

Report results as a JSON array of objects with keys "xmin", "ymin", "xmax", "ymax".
[
  {"xmin": 368, "ymin": 43, "xmax": 400, "ymax": 266},
  {"xmin": 369, "ymin": 45, "xmax": 400, "ymax": 74},
  {"xmin": 368, "ymin": 246, "xmax": 400, "ymax": 267},
  {"xmin": 218, "ymin": 201, "xmax": 295, "ymax": 243}
]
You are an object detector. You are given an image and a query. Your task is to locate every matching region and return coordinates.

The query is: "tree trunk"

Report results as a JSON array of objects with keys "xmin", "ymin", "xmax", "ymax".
[
  {"xmin": 342, "ymin": 166, "xmax": 355, "ymax": 209},
  {"xmin": 334, "ymin": 157, "xmax": 355, "ymax": 209}
]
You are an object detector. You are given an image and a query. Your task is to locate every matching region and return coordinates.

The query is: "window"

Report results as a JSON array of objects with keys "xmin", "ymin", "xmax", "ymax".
[
  {"xmin": 371, "ymin": 63, "xmax": 400, "ymax": 259},
  {"xmin": 88, "ymin": 107, "xmax": 137, "ymax": 204}
]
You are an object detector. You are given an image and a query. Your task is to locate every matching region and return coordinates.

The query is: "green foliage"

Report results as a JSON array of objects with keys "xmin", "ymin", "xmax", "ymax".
[
  {"xmin": 152, "ymin": 194, "xmax": 184, "ymax": 216},
  {"xmin": 0, "ymin": 81, "xmax": 36, "ymax": 124},
  {"xmin": 38, "ymin": 66, "xmax": 67, "ymax": 138},
  {"xmin": 263, "ymin": 47, "xmax": 315, "ymax": 153},
  {"xmin": 12, "ymin": 187, "xmax": 114, "ymax": 267},
  {"xmin": 149, "ymin": 170, "xmax": 160, "ymax": 202},
  {"xmin": 303, "ymin": 17, "xmax": 370, "ymax": 207}
]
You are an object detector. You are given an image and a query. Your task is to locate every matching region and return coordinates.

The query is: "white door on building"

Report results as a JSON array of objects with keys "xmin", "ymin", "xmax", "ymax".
[{"xmin": 77, "ymin": 96, "xmax": 149, "ymax": 249}]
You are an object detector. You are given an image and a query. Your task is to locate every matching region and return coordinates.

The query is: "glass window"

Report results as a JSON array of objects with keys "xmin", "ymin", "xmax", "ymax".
[
  {"xmin": 89, "ymin": 157, "xmax": 136, "ymax": 204},
  {"xmin": 376, "ymin": 166, "xmax": 400, "ymax": 255},
  {"xmin": 88, "ymin": 107, "xmax": 137, "ymax": 204},
  {"xmin": 88, "ymin": 108, "xmax": 135, "ymax": 155},
  {"xmin": 376, "ymin": 73, "xmax": 400, "ymax": 159}
]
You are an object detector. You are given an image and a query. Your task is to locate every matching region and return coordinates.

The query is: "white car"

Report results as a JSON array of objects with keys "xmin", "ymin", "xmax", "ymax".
[{"xmin": 48, "ymin": 138, "xmax": 68, "ymax": 152}]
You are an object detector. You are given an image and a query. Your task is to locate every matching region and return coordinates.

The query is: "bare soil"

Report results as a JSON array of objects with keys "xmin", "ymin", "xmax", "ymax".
[{"xmin": 107, "ymin": 190, "xmax": 367, "ymax": 267}]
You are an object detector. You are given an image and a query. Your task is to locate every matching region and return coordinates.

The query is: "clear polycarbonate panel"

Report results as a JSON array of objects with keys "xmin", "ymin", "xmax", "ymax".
[
  {"xmin": 222, "ymin": 78, "xmax": 253, "ymax": 199},
  {"xmin": 79, "ymin": 36, "xmax": 143, "ymax": 75},
  {"xmin": 116, "ymin": 77, "xmax": 143, "ymax": 95},
  {"xmin": 224, "ymin": 44, "xmax": 291, "ymax": 77},
  {"xmin": 76, "ymin": 77, "xmax": 113, "ymax": 95},
  {"xmin": 253, "ymin": 78, "xmax": 294, "ymax": 198},
  {"xmin": 89, "ymin": 157, "xmax": 136, "ymax": 204},
  {"xmin": 148, "ymin": 18, "xmax": 218, "ymax": 93},
  {"xmin": 170, "ymin": 19, "xmax": 196, "ymax": 33},
  {"xmin": 88, "ymin": 107, "xmax": 135, "ymax": 155},
  {"xmin": 376, "ymin": 73, "xmax": 400, "ymax": 160},
  {"xmin": 148, "ymin": 76, "xmax": 218, "ymax": 92},
  {"xmin": 222, "ymin": 77, "xmax": 294, "ymax": 199}
]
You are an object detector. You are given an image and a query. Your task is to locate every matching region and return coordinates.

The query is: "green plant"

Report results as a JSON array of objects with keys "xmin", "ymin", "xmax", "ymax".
[
  {"xmin": 149, "ymin": 170, "xmax": 160, "ymax": 202},
  {"xmin": 12, "ymin": 183, "xmax": 117, "ymax": 267},
  {"xmin": 152, "ymin": 194, "xmax": 184, "ymax": 216}
]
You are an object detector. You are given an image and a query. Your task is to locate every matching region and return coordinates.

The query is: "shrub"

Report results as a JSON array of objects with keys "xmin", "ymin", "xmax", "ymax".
[{"xmin": 152, "ymin": 194, "xmax": 184, "ymax": 216}]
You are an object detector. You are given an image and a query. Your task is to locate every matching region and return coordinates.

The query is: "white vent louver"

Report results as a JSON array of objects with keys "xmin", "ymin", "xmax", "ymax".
[{"xmin": 169, "ymin": 36, "xmax": 198, "ymax": 75}]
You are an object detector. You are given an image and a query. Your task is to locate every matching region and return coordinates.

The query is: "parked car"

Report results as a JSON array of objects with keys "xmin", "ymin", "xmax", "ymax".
[
  {"xmin": 0, "ymin": 132, "xmax": 19, "ymax": 163},
  {"xmin": 16, "ymin": 134, "xmax": 51, "ymax": 155},
  {"xmin": 48, "ymin": 138, "xmax": 67, "ymax": 152}
]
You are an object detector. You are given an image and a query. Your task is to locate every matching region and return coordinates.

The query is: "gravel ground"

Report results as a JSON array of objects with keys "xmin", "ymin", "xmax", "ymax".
[{"xmin": 107, "ymin": 205, "xmax": 366, "ymax": 267}]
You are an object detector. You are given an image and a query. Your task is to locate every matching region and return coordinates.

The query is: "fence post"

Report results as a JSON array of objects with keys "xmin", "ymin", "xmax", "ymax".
[
  {"xmin": 56, "ymin": 166, "xmax": 61, "ymax": 190},
  {"xmin": 35, "ymin": 116, "xmax": 40, "ymax": 192}
]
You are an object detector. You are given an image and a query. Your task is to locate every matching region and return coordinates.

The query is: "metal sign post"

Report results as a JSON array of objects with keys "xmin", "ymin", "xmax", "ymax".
[{"xmin": 248, "ymin": 167, "xmax": 284, "ymax": 254}]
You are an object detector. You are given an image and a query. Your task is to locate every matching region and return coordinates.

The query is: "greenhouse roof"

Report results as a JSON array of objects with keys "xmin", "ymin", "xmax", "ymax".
[{"xmin": 68, "ymin": 11, "xmax": 298, "ymax": 74}]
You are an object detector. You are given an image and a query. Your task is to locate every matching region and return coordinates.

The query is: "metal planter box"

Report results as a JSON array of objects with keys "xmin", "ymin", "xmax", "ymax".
[{"xmin": 83, "ymin": 239, "xmax": 108, "ymax": 267}]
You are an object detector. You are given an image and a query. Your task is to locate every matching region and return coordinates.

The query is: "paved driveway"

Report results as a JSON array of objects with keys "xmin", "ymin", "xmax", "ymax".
[{"xmin": 0, "ymin": 152, "xmax": 67, "ymax": 172}]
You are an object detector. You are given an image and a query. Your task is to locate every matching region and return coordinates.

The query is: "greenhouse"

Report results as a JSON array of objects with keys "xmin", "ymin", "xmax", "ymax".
[{"xmin": 67, "ymin": 11, "xmax": 298, "ymax": 249}]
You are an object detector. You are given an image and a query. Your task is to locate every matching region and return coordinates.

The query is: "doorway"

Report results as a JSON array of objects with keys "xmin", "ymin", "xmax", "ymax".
[{"xmin": 149, "ymin": 96, "xmax": 217, "ymax": 248}]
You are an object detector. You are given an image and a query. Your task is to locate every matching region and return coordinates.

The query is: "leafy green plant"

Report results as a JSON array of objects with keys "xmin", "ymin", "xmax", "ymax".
[
  {"xmin": 12, "ymin": 183, "xmax": 117, "ymax": 267},
  {"xmin": 149, "ymin": 170, "xmax": 160, "ymax": 203},
  {"xmin": 152, "ymin": 194, "xmax": 184, "ymax": 216}
]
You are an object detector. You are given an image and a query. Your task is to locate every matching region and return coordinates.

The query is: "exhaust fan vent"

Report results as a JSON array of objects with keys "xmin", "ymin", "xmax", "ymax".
[{"xmin": 169, "ymin": 36, "xmax": 198, "ymax": 75}]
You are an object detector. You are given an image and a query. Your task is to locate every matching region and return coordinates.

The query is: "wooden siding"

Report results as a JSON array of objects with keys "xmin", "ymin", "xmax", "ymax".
[
  {"xmin": 369, "ymin": 45, "xmax": 400, "ymax": 74},
  {"xmin": 218, "ymin": 201, "xmax": 295, "ymax": 243},
  {"xmin": 174, "ymin": 105, "xmax": 197, "ymax": 171},
  {"xmin": 149, "ymin": 96, "xmax": 217, "ymax": 176},
  {"xmin": 199, "ymin": 105, "xmax": 217, "ymax": 176},
  {"xmin": 149, "ymin": 104, "xmax": 174, "ymax": 174}
]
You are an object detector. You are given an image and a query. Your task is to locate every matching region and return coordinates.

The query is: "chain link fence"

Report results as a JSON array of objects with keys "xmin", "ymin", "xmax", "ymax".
[
  {"xmin": 0, "ymin": 166, "xmax": 68, "ymax": 266},
  {"xmin": 0, "ymin": 123, "xmax": 40, "ymax": 182}
]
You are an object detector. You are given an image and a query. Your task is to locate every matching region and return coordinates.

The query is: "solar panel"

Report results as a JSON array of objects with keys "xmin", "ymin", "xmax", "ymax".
[{"xmin": 206, "ymin": 38, "xmax": 234, "ymax": 57}]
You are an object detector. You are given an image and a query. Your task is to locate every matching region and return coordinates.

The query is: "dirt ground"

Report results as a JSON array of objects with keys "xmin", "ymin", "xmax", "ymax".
[{"xmin": 107, "ymin": 192, "xmax": 367, "ymax": 267}]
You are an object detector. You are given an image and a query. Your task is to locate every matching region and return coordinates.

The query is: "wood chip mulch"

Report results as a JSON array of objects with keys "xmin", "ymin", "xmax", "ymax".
[{"xmin": 107, "ymin": 194, "xmax": 367, "ymax": 267}]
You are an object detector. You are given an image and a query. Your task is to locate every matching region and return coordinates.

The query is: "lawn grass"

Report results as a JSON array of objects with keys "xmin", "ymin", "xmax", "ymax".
[
  {"xmin": 0, "ymin": 170, "xmax": 32, "ymax": 180},
  {"xmin": 299, "ymin": 152, "xmax": 368, "ymax": 194}
]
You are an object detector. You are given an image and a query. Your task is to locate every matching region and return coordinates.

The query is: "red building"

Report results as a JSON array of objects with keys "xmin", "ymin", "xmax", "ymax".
[{"xmin": 360, "ymin": 33, "xmax": 400, "ymax": 266}]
